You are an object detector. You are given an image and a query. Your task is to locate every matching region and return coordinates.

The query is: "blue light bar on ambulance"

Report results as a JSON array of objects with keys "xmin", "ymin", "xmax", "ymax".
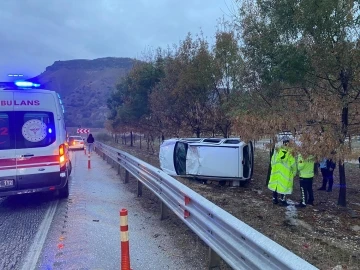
[{"xmin": 14, "ymin": 81, "xmax": 40, "ymax": 88}]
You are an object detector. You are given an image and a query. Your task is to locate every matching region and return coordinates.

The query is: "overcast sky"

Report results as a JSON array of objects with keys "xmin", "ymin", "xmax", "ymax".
[{"xmin": 0, "ymin": 0, "xmax": 236, "ymax": 80}]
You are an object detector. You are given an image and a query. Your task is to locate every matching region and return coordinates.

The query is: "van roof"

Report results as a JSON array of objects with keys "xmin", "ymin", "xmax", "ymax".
[
  {"xmin": 0, "ymin": 87, "xmax": 54, "ymax": 92},
  {"xmin": 168, "ymin": 137, "xmax": 244, "ymax": 146}
]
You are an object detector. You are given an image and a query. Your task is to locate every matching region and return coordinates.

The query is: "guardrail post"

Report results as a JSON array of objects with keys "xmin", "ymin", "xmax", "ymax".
[
  {"xmin": 208, "ymin": 247, "xmax": 221, "ymax": 270},
  {"xmin": 117, "ymin": 164, "xmax": 121, "ymax": 175},
  {"xmin": 160, "ymin": 201, "xmax": 168, "ymax": 220},
  {"xmin": 124, "ymin": 170, "xmax": 129, "ymax": 184},
  {"xmin": 137, "ymin": 180, "xmax": 142, "ymax": 197}
]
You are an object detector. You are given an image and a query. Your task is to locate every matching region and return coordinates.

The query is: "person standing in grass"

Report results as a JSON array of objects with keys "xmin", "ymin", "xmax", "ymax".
[
  {"xmin": 268, "ymin": 137, "xmax": 297, "ymax": 206},
  {"xmin": 296, "ymin": 154, "xmax": 315, "ymax": 208},
  {"xmin": 318, "ymin": 158, "xmax": 328, "ymax": 190}
]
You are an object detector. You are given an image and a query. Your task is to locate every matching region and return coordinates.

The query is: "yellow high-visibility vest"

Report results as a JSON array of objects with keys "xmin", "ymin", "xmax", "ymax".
[
  {"xmin": 268, "ymin": 146, "xmax": 296, "ymax": 194},
  {"xmin": 297, "ymin": 155, "xmax": 315, "ymax": 178}
]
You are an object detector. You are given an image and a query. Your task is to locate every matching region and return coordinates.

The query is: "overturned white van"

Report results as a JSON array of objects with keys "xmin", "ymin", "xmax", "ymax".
[{"xmin": 159, "ymin": 138, "xmax": 254, "ymax": 186}]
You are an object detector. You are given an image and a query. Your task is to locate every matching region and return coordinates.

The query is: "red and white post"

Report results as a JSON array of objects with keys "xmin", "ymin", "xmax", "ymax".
[
  {"xmin": 120, "ymin": 209, "xmax": 131, "ymax": 270},
  {"xmin": 87, "ymin": 153, "xmax": 91, "ymax": 169},
  {"xmin": 84, "ymin": 146, "xmax": 87, "ymax": 155}
]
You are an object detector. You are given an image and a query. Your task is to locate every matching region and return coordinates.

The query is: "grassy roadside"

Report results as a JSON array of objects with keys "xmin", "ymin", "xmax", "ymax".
[{"xmin": 97, "ymin": 135, "xmax": 360, "ymax": 270}]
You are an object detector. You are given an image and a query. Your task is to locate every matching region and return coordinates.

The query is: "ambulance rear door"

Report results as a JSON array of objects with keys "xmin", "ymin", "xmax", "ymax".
[
  {"xmin": 13, "ymin": 91, "xmax": 60, "ymax": 189},
  {"xmin": 0, "ymin": 91, "xmax": 16, "ymax": 191}
]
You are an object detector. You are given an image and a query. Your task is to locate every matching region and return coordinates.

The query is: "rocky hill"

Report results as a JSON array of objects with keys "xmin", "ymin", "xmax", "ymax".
[{"xmin": 30, "ymin": 57, "xmax": 135, "ymax": 127}]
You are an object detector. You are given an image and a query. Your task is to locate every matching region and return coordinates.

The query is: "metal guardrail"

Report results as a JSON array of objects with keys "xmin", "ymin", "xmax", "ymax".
[{"xmin": 95, "ymin": 142, "xmax": 318, "ymax": 270}]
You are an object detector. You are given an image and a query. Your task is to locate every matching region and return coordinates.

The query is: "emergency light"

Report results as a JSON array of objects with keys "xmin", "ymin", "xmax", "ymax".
[
  {"xmin": 14, "ymin": 81, "xmax": 40, "ymax": 88},
  {"xmin": 0, "ymin": 81, "xmax": 42, "ymax": 90},
  {"xmin": 0, "ymin": 74, "xmax": 42, "ymax": 89}
]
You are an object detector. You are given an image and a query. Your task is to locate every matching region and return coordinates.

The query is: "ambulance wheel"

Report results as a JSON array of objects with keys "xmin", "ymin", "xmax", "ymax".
[
  {"xmin": 68, "ymin": 161, "xmax": 72, "ymax": 176},
  {"xmin": 59, "ymin": 180, "xmax": 69, "ymax": 199}
]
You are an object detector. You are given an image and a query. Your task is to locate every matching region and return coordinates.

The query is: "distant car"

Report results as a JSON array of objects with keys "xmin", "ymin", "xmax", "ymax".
[{"xmin": 68, "ymin": 136, "xmax": 85, "ymax": 150}]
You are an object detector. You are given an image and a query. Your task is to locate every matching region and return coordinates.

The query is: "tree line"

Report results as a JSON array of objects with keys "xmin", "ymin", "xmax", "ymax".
[{"xmin": 106, "ymin": 0, "xmax": 360, "ymax": 206}]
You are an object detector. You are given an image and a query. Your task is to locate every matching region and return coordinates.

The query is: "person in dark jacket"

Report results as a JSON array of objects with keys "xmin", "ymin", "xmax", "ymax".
[
  {"xmin": 318, "ymin": 158, "xmax": 327, "ymax": 190},
  {"xmin": 318, "ymin": 158, "xmax": 336, "ymax": 192},
  {"xmin": 86, "ymin": 133, "xmax": 95, "ymax": 153}
]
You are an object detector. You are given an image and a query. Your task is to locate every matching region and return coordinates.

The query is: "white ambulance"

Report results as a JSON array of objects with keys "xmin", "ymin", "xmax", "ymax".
[{"xmin": 0, "ymin": 81, "xmax": 71, "ymax": 198}]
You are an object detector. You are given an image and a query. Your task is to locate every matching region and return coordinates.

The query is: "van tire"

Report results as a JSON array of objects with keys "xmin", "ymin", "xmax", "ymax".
[
  {"xmin": 240, "ymin": 180, "xmax": 249, "ymax": 187},
  {"xmin": 219, "ymin": 180, "xmax": 227, "ymax": 186},
  {"xmin": 59, "ymin": 180, "xmax": 69, "ymax": 199}
]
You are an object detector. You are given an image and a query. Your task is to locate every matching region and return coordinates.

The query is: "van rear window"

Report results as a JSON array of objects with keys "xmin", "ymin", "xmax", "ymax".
[
  {"xmin": 0, "ymin": 111, "xmax": 56, "ymax": 150},
  {"xmin": 16, "ymin": 112, "xmax": 56, "ymax": 149}
]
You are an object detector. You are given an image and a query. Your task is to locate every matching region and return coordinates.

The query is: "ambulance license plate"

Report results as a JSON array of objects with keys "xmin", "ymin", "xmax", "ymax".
[{"xmin": 0, "ymin": 179, "xmax": 14, "ymax": 188}]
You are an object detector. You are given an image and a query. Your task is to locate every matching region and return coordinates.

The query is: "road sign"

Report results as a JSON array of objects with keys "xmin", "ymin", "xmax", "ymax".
[{"xmin": 77, "ymin": 128, "xmax": 90, "ymax": 134}]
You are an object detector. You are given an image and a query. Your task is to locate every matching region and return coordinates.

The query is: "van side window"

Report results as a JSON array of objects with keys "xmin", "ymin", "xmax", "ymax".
[
  {"xmin": 223, "ymin": 139, "xmax": 240, "ymax": 144},
  {"xmin": 0, "ymin": 112, "xmax": 13, "ymax": 150},
  {"xmin": 174, "ymin": 142, "xmax": 188, "ymax": 175},
  {"xmin": 15, "ymin": 112, "xmax": 56, "ymax": 149},
  {"xmin": 203, "ymin": 139, "xmax": 221, "ymax": 143}
]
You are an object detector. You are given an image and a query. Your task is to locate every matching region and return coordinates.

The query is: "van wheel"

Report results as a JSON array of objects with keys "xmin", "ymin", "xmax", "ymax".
[
  {"xmin": 219, "ymin": 180, "xmax": 227, "ymax": 186},
  {"xmin": 240, "ymin": 180, "xmax": 249, "ymax": 187},
  {"xmin": 59, "ymin": 180, "xmax": 69, "ymax": 199}
]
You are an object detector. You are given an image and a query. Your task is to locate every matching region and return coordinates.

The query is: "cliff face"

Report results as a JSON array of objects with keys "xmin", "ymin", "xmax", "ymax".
[{"xmin": 30, "ymin": 57, "xmax": 135, "ymax": 128}]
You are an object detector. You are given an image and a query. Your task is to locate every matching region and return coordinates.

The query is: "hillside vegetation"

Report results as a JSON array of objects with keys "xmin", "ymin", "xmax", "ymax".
[{"xmin": 31, "ymin": 57, "xmax": 135, "ymax": 127}]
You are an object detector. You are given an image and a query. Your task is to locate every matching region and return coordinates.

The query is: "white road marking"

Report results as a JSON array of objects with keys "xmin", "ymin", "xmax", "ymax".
[{"xmin": 20, "ymin": 199, "xmax": 59, "ymax": 270}]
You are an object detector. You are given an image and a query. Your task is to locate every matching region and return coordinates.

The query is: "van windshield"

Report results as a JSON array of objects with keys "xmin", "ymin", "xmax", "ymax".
[{"xmin": 0, "ymin": 111, "xmax": 56, "ymax": 150}]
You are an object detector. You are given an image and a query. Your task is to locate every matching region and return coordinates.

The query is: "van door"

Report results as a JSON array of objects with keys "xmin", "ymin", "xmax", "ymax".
[
  {"xmin": 0, "ymin": 90, "xmax": 16, "ymax": 191},
  {"xmin": 0, "ymin": 110, "xmax": 16, "ymax": 191},
  {"xmin": 187, "ymin": 145, "xmax": 239, "ymax": 178},
  {"xmin": 15, "ymin": 111, "xmax": 60, "ymax": 189}
]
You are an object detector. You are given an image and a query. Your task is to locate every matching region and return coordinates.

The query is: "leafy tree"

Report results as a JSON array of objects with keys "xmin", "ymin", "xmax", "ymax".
[
  {"xmin": 152, "ymin": 34, "xmax": 216, "ymax": 137},
  {"xmin": 107, "ymin": 58, "xmax": 165, "ymax": 144},
  {"xmin": 236, "ymin": 0, "xmax": 360, "ymax": 206},
  {"xmin": 212, "ymin": 24, "xmax": 245, "ymax": 137}
]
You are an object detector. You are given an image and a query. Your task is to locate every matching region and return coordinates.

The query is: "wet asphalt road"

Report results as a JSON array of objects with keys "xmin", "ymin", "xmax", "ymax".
[
  {"xmin": 0, "ymin": 191, "xmax": 55, "ymax": 269},
  {"xmin": 0, "ymin": 150, "xmax": 206, "ymax": 270}
]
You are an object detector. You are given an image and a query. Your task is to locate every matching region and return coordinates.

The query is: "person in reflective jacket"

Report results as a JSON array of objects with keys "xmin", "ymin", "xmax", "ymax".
[
  {"xmin": 296, "ymin": 154, "xmax": 315, "ymax": 208},
  {"xmin": 268, "ymin": 139, "xmax": 297, "ymax": 206}
]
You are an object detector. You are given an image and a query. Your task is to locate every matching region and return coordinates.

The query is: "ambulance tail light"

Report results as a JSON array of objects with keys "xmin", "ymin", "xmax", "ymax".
[
  {"xmin": 59, "ymin": 144, "xmax": 65, "ymax": 156},
  {"xmin": 59, "ymin": 144, "xmax": 66, "ymax": 171}
]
